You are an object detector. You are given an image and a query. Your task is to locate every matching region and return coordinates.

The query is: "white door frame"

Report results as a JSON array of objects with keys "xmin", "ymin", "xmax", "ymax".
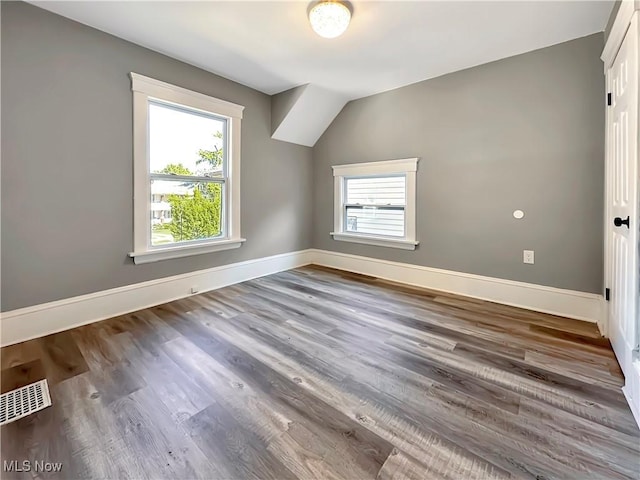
[
  {"xmin": 601, "ymin": 0, "xmax": 639, "ymax": 338},
  {"xmin": 601, "ymin": 0, "xmax": 640, "ymax": 427}
]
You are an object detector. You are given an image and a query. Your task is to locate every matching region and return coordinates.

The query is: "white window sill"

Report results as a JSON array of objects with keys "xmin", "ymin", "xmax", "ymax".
[
  {"xmin": 129, "ymin": 238, "xmax": 246, "ymax": 264},
  {"xmin": 330, "ymin": 232, "xmax": 418, "ymax": 250}
]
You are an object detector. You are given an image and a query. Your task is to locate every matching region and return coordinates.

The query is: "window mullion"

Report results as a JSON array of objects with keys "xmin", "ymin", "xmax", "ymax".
[
  {"xmin": 343, "ymin": 204, "xmax": 405, "ymax": 210},
  {"xmin": 150, "ymin": 173, "xmax": 225, "ymax": 184}
]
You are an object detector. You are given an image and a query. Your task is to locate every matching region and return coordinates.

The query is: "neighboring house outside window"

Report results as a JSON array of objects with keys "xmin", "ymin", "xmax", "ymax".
[
  {"xmin": 331, "ymin": 158, "xmax": 419, "ymax": 250},
  {"xmin": 129, "ymin": 73, "xmax": 245, "ymax": 264}
]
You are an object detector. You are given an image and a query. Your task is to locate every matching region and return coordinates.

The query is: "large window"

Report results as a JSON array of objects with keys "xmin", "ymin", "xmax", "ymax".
[
  {"xmin": 129, "ymin": 73, "xmax": 245, "ymax": 264},
  {"xmin": 332, "ymin": 158, "xmax": 419, "ymax": 250}
]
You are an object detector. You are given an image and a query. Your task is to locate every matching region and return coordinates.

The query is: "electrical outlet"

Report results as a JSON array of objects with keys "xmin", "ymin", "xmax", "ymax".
[
  {"xmin": 191, "ymin": 286, "xmax": 199, "ymax": 294},
  {"xmin": 523, "ymin": 250, "xmax": 534, "ymax": 264}
]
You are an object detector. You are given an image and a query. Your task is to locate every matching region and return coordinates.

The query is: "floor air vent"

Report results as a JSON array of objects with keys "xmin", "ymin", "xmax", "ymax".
[{"xmin": 0, "ymin": 379, "xmax": 52, "ymax": 426}]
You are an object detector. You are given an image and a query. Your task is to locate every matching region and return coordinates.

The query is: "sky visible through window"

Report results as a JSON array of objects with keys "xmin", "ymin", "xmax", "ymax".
[{"xmin": 149, "ymin": 102, "xmax": 225, "ymax": 175}]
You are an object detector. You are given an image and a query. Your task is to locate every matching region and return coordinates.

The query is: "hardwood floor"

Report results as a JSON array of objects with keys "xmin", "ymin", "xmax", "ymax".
[{"xmin": 1, "ymin": 266, "xmax": 638, "ymax": 479}]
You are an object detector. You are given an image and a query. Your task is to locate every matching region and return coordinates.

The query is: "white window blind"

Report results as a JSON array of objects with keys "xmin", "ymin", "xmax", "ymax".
[{"xmin": 344, "ymin": 176, "xmax": 406, "ymax": 237}]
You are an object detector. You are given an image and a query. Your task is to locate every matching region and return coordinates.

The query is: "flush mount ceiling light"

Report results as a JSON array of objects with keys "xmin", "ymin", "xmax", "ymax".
[{"xmin": 309, "ymin": 1, "xmax": 351, "ymax": 39}]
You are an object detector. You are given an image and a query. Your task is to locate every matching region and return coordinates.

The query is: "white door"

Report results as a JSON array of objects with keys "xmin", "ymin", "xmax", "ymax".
[{"xmin": 607, "ymin": 14, "xmax": 639, "ymax": 378}]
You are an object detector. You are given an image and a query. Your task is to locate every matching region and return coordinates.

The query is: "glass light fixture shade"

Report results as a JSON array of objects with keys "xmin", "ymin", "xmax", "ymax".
[{"xmin": 309, "ymin": 1, "xmax": 351, "ymax": 39}]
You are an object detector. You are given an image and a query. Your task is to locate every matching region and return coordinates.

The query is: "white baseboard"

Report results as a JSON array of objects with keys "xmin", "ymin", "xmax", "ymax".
[
  {"xmin": 0, "ymin": 248, "xmax": 604, "ymax": 348},
  {"xmin": 622, "ymin": 361, "xmax": 640, "ymax": 429},
  {"xmin": 0, "ymin": 249, "xmax": 314, "ymax": 347},
  {"xmin": 310, "ymin": 249, "xmax": 605, "ymax": 325}
]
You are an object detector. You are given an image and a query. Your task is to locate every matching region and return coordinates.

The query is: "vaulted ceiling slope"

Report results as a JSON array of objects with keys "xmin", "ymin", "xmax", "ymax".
[{"xmin": 31, "ymin": 1, "xmax": 613, "ymax": 146}]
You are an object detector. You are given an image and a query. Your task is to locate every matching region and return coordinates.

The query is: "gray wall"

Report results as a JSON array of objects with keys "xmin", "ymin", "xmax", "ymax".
[
  {"xmin": 313, "ymin": 34, "xmax": 605, "ymax": 294},
  {"xmin": 605, "ymin": 1, "xmax": 640, "ymax": 43},
  {"xmin": 605, "ymin": 1, "xmax": 622, "ymax": 42},
  {"xmin": 271, "ymin": 85, "xmax": 306, "ymax": 135},
  {"xmin": 1, "ymin": 2, "xmax": 608, "ymax": 311},
  {"xmin": 1, "ymin": 2, "xmax": 313, "ymax": 311}
]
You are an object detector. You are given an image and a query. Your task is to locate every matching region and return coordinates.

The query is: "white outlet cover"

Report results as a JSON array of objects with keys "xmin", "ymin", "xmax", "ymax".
[
  {"xmin": 523, "ymin": 250, "xmax": 534, "ymax": 264},
  {"xmin": 513, "ymin": 210, "xmax": 525, "ymax": 219}
]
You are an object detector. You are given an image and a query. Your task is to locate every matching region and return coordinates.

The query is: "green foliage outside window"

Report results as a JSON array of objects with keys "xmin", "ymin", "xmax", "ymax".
[
  {"xmin": 167, "ymin": 184, "xmax": 222, "ymax": 242},
  {"xmin": 159, "ymin": 163, "xmax": 193, "ymax": 175}
]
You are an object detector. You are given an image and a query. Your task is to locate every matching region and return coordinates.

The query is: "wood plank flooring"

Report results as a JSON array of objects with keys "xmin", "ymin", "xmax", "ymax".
[{"xmin": 1, "ymin": 266, "xmax": 638, "ymax": 479}]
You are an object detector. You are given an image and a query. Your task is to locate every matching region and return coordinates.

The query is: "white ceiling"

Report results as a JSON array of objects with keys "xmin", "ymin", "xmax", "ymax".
[{"xmin": 32, "ymin": 1, "xmax": 613, "ymax": 101}]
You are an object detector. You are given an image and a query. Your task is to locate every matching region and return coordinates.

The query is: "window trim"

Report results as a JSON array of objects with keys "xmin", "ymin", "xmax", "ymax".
[
  {"xmin": 331, "ymin": 158, "xmax": 419, "ymax": 250},
  {"xmin": 128, "ymin": 73, "xmax": 245, "ymax": 264}
]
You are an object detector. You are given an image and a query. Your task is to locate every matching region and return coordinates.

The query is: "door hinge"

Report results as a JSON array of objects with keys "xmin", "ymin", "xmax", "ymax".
[
  {"xmin": 605, "ymin": 288, "xmax": 610, "ymax": 301},
  {"xmin": 607, "ymin": 93, "xmax": 612, "ymax": 106}
]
